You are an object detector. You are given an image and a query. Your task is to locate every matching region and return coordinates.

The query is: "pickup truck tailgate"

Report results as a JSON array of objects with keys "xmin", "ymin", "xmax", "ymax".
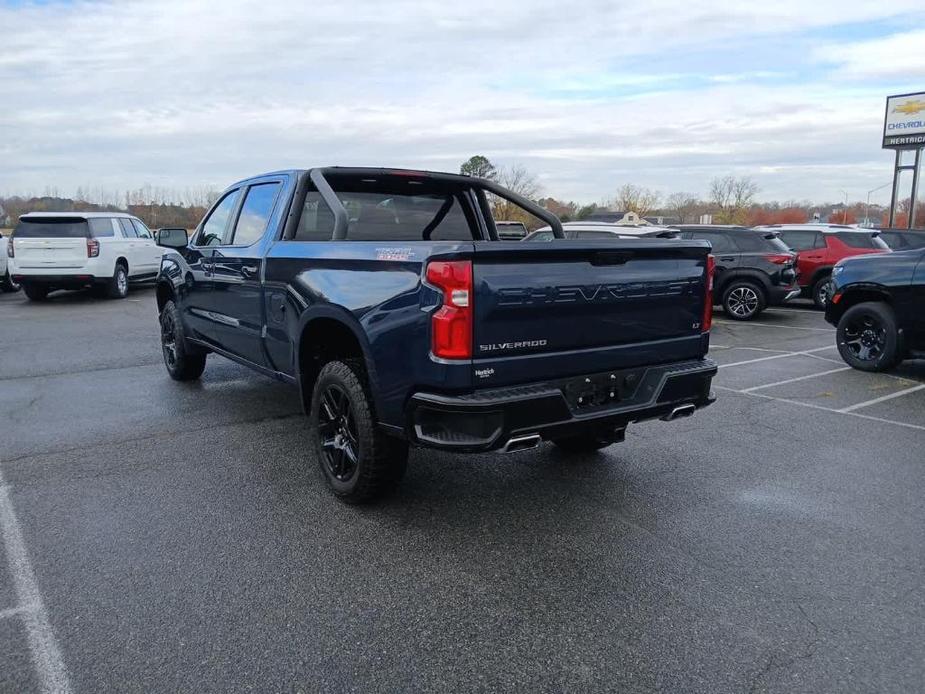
[{"xmin": 471, "ymin": 240, "xmax": 710, "ymax": 386}]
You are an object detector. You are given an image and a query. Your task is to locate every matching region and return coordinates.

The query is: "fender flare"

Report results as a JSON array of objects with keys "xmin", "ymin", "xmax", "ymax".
[{"xmin": 294, "ymin": 304, "xmax": 383, "ymax": 413}]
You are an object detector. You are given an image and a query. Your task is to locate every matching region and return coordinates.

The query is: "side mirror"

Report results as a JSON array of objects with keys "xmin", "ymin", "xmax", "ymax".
[{"xmin": 156, "ymin": 227, "xmax": 189, "ymax": 249}]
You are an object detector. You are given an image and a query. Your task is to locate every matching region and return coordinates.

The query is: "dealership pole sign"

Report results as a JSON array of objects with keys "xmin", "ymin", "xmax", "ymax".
[
  {"xmin": 883, "ymin": 92, "xmax": 925, "ymax": 148},
  {"xmin": 883, "ymin": 91, "xmax": 924, "ymax": 229}
]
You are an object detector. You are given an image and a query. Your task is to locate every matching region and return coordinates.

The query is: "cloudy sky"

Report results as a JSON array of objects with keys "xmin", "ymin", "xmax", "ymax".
[{"xmin": 2, "ymin": 0, "xmax": 924, "ymax": 205}]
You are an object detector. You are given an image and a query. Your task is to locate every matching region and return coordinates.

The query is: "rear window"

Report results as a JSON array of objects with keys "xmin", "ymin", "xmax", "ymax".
[
  {"xmin": 835, "ymin": 232, "xmax": 888, "ymax": 249},
  {"xmin": 13, "ymin": 218, "xmax": 89, "ymax": 238},
  {"xmin": 342, "ymin": 192, "xmax": 472, "ymax": 241},
  {"xmin": 293, "ymin": 174, "xmax": 479, "ymax": 242}
]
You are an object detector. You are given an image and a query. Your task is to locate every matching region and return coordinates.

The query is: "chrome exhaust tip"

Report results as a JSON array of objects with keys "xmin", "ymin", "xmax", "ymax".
[
  {"xmin": 661, "ymin": 404, "xmax": 697, "ymax": 422},
  {"xmin": 501, "ymin": 434, "xmax": 542, "ymax": 453}
]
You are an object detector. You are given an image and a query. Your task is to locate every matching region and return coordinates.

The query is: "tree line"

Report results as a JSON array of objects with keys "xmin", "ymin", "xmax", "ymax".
[
  {"xmin": 0, "ymin": 185, "xmax": 221, "ymax": 230},
  {"xmin": 3, "ymin": 162, "xmax": 922, "ymax": 231},
  {"xmin": 459, "ymin": 155, "xmax": 920, "ymax": 229}
]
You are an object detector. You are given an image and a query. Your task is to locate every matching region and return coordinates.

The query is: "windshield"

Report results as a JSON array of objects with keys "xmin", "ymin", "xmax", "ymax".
[{"xmin": 13, "ymin": 218, "xmax": 89, "ymax": 238}]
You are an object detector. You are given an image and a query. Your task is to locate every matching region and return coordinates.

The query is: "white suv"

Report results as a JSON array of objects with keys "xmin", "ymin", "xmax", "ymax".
[{"xmin": 6, "ymin": 212, "xmax": 165, "ymax": 301}]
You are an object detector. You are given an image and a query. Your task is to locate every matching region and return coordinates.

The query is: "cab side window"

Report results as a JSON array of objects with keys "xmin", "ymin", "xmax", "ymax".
[
  {"xmin": 294, "ymin": 191, "xmax": 336, "ymax": 241},
  {"xmin": 198, "ymin": 190, "xmax": 240, "ymax": 247},
  {"xmin": 231, "ymin": 183, "xmax": 281, "ymax": 246}
]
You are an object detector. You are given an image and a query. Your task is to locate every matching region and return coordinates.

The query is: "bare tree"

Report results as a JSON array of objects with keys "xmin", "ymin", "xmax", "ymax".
[
  {"xmin": 614, "ymin": 184, "xmax": 660, "ymax": 216},
  {"xmin": 709, "ymin": 175, "xmax": 758, "ymax": 224},
  {"xmin": 665, "ymin": 192, "xmax": 700, "ymax": 223},
  {"xmin": 489, "ymin": 165, "xmax": 542, "ymax": 228}
]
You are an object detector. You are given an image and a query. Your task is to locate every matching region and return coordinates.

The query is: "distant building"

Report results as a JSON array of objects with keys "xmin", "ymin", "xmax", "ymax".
[{"xmin": 583, "ymin": 210, "xmax": 649, "ymax": 225}]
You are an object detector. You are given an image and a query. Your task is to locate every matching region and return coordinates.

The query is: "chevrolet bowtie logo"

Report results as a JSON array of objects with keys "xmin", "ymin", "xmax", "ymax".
[{"xmin": 893, "ymin": 100, "xmax": 925, "ymax": 116}]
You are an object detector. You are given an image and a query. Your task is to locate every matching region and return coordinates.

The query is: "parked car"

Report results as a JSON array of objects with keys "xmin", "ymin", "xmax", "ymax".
[
  {"xmin": 524, "ymin": 221, "xmax": 678, "ymax": 241},
  {"xmin": 672, "ymin": 225, "xmax": 799, "ymax": 320},
  {"xmin": 825, "ymin": 247, "xmax": 925, "ymax": 372},
  {"xmin": 875, "ymin": 228, "xmax": 925, "ymax": 251},
  {"xmin": 7, "ymin": 212, "xmax": 163, "ymax": 301},
  {"xmin": 754, "ymin": 224, "xmax": 889, "ymax": 309},
  {"xmin": 494, "ymin": 221, "xmax": 528, "ymax": 240},
  {"xmin": 155, "ymin": 167, "xmax": 717, "ymax": 503},
  {"xmin": 0, "ymin": 230, "xmax": 20, "ymax": 292}
]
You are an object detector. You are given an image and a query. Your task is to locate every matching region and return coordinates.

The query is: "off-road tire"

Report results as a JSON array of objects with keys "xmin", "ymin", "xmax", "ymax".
[
  {"xmin": 160, "ymin": 299, "xmax": 207, "ymax": 381},
  {"xmin": 836, "ymin": 301, "xmax": 903, "ymax": 373},
  {"xmin": 309, "ymin": 359, "xmax": 408, "ymax": 504}
]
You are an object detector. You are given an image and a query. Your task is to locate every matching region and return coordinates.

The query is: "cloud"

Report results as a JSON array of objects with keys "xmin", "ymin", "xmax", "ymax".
[
  {"xmin": 1, "ymin": 0, "xmax": 923, "ymax": 203},
  {"xmin": 814, "ymin": 29, "xmax": 925, "ymax": 80}
]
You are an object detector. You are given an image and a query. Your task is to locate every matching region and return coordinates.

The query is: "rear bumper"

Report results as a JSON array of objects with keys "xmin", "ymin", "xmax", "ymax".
[
  {"xmin": 10, "ymin": 273, "xmax": 107, "ymax": 287},
  {"xmin": 406, "ymin": 358, "xmax": 717, "ymax": 452}
]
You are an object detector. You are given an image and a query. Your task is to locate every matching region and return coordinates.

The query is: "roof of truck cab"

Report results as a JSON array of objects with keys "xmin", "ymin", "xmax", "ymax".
[
  {"xmin": 20, "ymin": 211, "xmax": 137, "ymax": 219},
  {"xmin": 230, "ymin": 167, "xmax": 478, "ymax": 188}
]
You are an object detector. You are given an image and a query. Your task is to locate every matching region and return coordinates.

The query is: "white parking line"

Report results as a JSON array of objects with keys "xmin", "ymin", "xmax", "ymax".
[
  {"xmin": 714, "ymin": 319, "xmax": 833, "ymax": 332},
  {"xmin": 741, "ymin": 366, "xmax": 852, "ymax": 393},
  {"xmin": 718, "ymin": 345, "xmax": 836, "ymax": 368},
  {"xmin": 839, "ymin": 384, "xmax": 925, "ymax": 413},
  {"xmin": 0, "ymin": 467, "xmax": 72, "ymax": 694},
  {"xmin": 716, "ymin": 386, "xmax": 925, "ymax": 433}
]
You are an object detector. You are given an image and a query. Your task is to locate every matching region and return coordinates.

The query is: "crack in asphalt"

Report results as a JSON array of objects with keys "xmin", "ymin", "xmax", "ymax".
[{"xmin": 746, "ymin": 602, "xmax": 822, "ymax": 693}]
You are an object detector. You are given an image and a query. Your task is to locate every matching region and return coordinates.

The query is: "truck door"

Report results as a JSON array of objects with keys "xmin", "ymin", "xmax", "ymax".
[
  {"xmin": 209, "ymin": 181, "xmax": 282, "ymax": 367},
  {"xmin": 183, "ymin": 188, "xmax": 241, "ymax": 345}
]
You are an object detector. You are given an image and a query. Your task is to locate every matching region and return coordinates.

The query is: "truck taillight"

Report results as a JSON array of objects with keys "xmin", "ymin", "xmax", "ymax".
[
  {"xmin": 87, "ymin": 238, "xmax": 100, "ymax": 258},
  {"xmin": 6, "ymin": 238, "xmax": 12, "ymax": 258},
  {"xmin": 426, "ymin": 260, "xmax": 473, "ymax": 359},
  {"xmin": 702, "ymin": 254, "xmax": 715, "ymax": 332}
]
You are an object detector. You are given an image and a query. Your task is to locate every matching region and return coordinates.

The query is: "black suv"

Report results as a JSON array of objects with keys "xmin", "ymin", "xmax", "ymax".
[
  {"xmin": 673, "ymin": 225, "xmax": 799, "ymax": 320},
  {"xmin": 826, "ymin": 247, "xmax": 925, "ymax": 371}
]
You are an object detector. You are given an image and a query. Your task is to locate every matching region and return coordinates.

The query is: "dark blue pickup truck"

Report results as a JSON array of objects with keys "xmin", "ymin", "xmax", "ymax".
[{"xmin": 155, "ymin": 168, "xmax": 717, "ymax": 502}]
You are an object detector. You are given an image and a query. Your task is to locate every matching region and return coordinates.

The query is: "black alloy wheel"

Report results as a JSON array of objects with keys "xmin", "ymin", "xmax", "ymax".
[
  {"xmin": 836, "ymin": 302, "xmax": 901, "ymax": 373},
  {"xmin": 842, "ymin": 314, "xmax": 887, "ymax": 363},
  {"xmin": 317, "ymin": 384, "xmax": 360, "ymax": 483}
]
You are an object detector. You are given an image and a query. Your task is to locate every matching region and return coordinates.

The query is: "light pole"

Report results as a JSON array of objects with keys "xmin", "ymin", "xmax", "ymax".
[
  {"xmin": 866, "ymin": 182, "xmax": 892, "ymax": 228},
  {"xmin": 838, "ymin": 190, "xmax": 849, "ymax": 224}
]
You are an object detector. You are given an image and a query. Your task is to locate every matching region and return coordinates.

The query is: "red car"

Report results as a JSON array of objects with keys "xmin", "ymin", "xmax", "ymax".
[{"xmin": 755, "ymin": 225, "xmax": 889, "ymax": 308}]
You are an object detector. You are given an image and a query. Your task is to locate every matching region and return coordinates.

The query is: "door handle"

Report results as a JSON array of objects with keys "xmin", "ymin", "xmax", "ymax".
[
  {"xmin": 719, "ymin": 256, "xmax": 735, "ymax": 261},
  {"xmin": 241, "ymin": 265, "xmax": 258, "ymax": 278}
]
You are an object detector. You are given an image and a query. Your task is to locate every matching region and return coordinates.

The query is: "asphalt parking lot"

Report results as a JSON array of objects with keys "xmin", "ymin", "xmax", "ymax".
[{"xmin": 1, "ymin": 290, "xmax": 923, "ymax": 693}]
